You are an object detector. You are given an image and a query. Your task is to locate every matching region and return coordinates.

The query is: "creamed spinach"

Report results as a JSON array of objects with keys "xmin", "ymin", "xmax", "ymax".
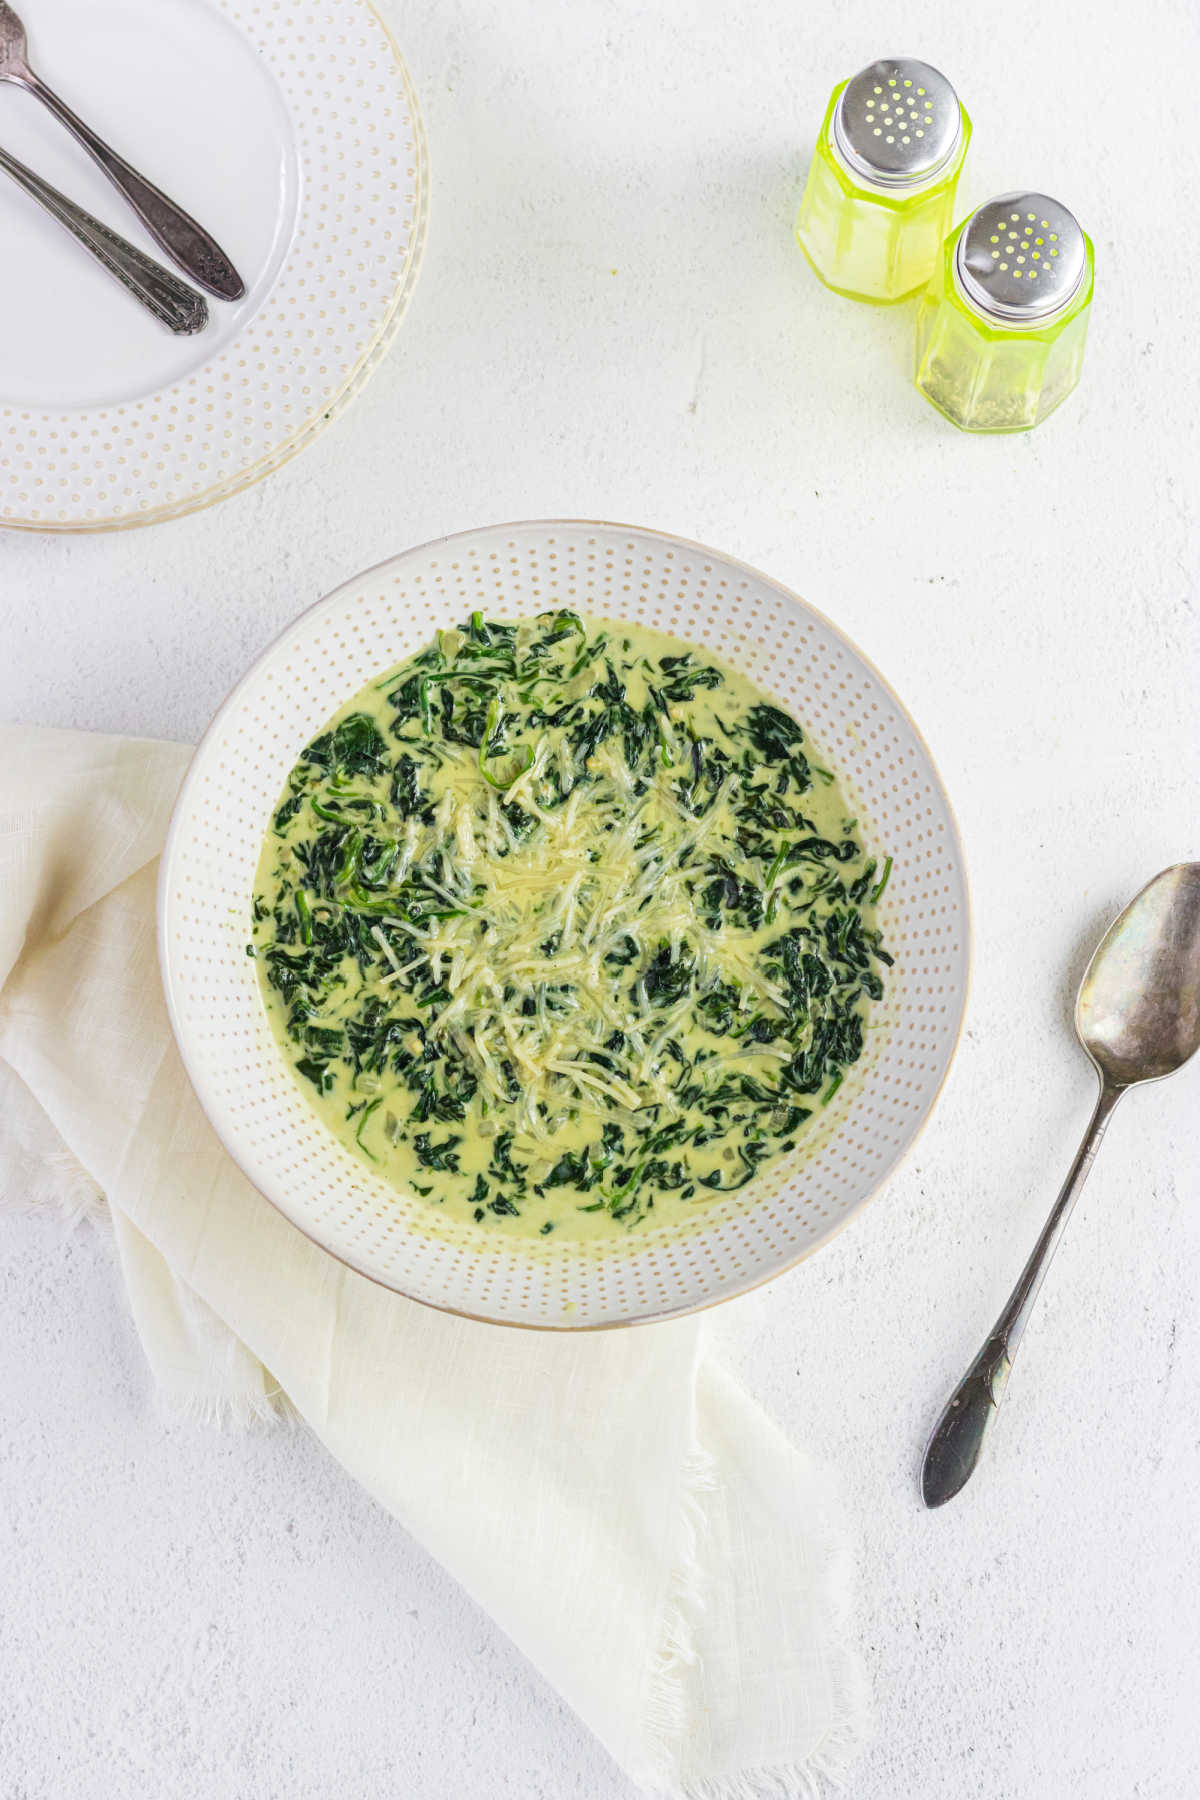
[{"xmin": 251, "ymin": 613, "xmax": 892, "ymax": 1238}]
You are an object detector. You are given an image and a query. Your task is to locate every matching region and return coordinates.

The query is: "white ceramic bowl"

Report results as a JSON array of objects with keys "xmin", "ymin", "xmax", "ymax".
[{"xmin": 159, "ymin": 522, "xmax": 970, "ymax": 1328}]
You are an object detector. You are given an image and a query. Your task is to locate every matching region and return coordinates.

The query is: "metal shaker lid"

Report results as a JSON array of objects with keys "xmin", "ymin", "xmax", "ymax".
[
  {"xmin": 955, "ymin": 193, "xmax": 1088, "ymax": 325},
  {"xmin": 832, "ymin": 58, "xmax": 963, "ymax": 191}
]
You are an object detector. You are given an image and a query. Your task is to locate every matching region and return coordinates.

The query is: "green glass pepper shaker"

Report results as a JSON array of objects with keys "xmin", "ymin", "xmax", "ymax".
[
  {"xmin": 795, "ymin": 57, "xmax": 970, "ymax": 304},
  {"xmin": 914, "ymin": 192, "xmax": 1094, "ymax": 431}
]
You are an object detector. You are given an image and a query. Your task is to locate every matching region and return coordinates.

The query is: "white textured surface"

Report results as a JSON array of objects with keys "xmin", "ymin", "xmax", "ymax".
[{"xmin": 2, "ymin": 0, "xmax": 1198, "ymax": 1793}]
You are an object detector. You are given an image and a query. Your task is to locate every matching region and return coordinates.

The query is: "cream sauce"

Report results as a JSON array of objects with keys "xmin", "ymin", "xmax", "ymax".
[{"xmin": 251, "ymin": 613, "xmax": 890, "ymax": 1239}]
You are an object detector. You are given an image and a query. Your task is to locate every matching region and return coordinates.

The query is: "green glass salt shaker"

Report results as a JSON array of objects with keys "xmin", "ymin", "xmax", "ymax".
[
  {"xmin": 914, "ymin": 192, "xmax": 1094, "ymax": 431},
  {"xmin": 795, "ymin": 57, "xmax": 970, "ymax": 304}
]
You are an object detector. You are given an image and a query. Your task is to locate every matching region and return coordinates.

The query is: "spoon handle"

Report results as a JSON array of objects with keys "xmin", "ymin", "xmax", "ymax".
[
  {"xmin": 921, "ymin": 1079, "xmax": 1124, "ymax": 1508},
  {"xmin": 15, "ymin": 70, "xmax": 244, "ymax": 300},
  {"xmin": 0, "ymin": 143, "xmax": 208, "ymax": 334}
]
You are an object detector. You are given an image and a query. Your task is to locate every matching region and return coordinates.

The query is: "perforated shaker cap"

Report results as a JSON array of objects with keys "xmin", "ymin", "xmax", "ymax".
[
  {"xmin": 955, "ymin": 193, "xmax": 1088, "ymax": 325},
  {"xmin": 831, "ymin": 58, "xmax": 963, "ymax": 190}
]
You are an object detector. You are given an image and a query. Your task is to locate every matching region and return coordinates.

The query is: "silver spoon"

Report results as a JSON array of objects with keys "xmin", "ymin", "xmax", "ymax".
[
  {"xmin": 0, "ymin": 0, "xmax": 244, "ymax": 300},
  {"xmin": 0, "ymin": 141, "xmax": 207, "ymax": 333},
  {"xmin": 922, "ymin": 863, "xmax": 1200, "ymax": 1508}
]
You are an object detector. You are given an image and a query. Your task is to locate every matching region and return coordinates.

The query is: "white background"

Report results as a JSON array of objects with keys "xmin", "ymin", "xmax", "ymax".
[{"xmin": 3, "ymin": 0, "xmax": 1199, "ymax": 1795}]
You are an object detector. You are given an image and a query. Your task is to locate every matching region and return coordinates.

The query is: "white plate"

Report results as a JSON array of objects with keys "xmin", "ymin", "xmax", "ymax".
[
  {"xmin": 159, "ymin": 521, "xmax": 972, "ymax": 1330},
  {"xmin": 0, "ymin": 0, "xmax": 426, "ymax": 530}
]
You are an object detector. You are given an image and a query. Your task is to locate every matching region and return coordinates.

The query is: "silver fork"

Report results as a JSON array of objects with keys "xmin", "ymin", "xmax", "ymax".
[
  {"xmin": 0, "ymin": 140, "xmax": 208, "ymax": 333},
  {"xmin": 0, "ymin": 0, "xmax": 244, "ymax": 299}
]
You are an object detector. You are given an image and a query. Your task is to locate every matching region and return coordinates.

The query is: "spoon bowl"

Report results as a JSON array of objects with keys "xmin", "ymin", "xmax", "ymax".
[{"xmin": 1077, "ymin": 864, "xmax": 1200, "ymax": 1088}]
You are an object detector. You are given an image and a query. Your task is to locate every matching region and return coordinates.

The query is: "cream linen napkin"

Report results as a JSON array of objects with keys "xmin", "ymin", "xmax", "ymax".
[{"xmin": 0, "ymin": 727, "xmax": 870, "ymax": 1798}]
